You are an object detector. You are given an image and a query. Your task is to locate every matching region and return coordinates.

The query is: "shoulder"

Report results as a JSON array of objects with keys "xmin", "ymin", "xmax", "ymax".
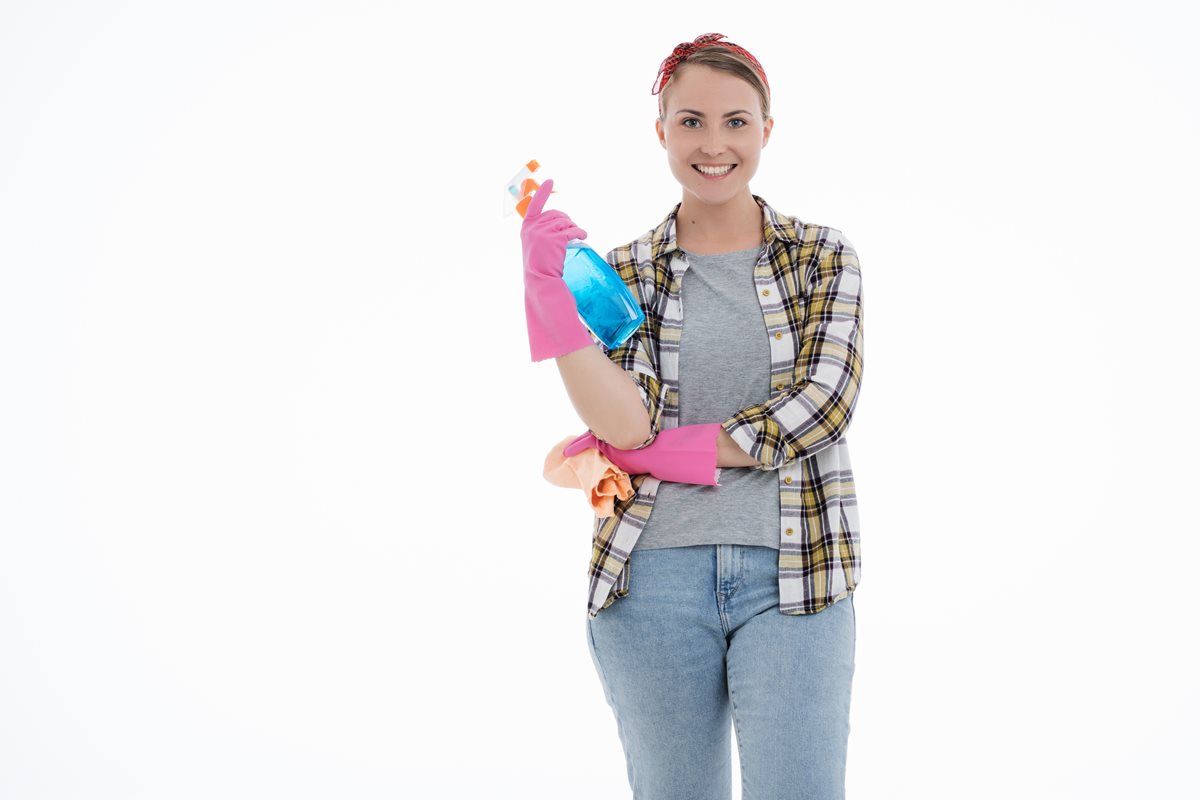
[
  {"xmin": 789, "ymin": 215, "xmax": 854, "ymax": 254},
  {"xmin": 757, "ymin": 196, "xmax": 852, "ymax": 256},
  {"xmin": 603, "ymin": 224, "xmax": 663, "ymax": 288},
  {"xmin": 604, "ymin": 225, "xmax": 659, "ymax": 268},
  {"xmin": 786, "ymin": 215, "xmax": 859, "ymax": 277}
]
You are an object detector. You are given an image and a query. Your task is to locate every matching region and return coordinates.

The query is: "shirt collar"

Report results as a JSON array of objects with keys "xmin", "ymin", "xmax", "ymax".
[{"xmin": 649, "ymin": 193, "xmax": 798, "ymax": 268}]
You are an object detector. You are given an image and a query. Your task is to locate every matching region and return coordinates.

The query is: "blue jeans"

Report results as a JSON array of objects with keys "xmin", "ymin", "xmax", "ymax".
[{"xmin": 585, "ymin": 544, "xmax": 857, "ymax": 800}]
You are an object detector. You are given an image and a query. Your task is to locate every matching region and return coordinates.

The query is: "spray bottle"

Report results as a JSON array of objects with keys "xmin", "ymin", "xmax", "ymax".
[{"xmin": 504, "ymin": 160, "xmax": 645, "ymax": 351}]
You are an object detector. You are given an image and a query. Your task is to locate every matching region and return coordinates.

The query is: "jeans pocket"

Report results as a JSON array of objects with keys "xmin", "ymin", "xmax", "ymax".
[{"xmin": 586, "ymin": 617, "xmax": 617, "ymax": 708}]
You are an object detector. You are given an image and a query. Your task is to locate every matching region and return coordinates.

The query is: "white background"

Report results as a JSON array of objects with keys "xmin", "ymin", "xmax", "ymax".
[{"xmin": 2, "ymin": 1, "xmax": 1197, "ymax": 798}]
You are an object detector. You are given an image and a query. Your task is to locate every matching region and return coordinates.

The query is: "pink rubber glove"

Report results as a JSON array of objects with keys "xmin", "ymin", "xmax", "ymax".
[
  {"xmin": 521, "ymin": 178, "xmax": 596, "ymax": 362},
  {"xmin": 562, "ymin": 423, "xmax": 723, "ymax": 486}
]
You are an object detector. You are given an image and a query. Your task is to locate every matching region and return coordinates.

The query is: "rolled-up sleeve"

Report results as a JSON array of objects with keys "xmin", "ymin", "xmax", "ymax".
[{"xmin": 721, "ymin": 232, "xmax": 864, "ymax": 470}]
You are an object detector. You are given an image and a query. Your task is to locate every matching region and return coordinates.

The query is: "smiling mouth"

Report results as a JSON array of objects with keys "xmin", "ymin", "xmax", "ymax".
[{"xmin": 693, "ymin": 164, "xmax": 737, "ymax": 176}]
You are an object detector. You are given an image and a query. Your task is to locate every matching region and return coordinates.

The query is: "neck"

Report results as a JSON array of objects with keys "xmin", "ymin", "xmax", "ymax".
[{"xmin": 675, "ymin": 190, "xmax": 762, "ymax": 247}]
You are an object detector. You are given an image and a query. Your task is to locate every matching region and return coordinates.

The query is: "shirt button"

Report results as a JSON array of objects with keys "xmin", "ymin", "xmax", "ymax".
[
  {"xmin": 774, "ymin": 331, "xmax": 782, "ymax": 339},
  {"xmin": 761, "ymin": 288, "xmax": 770, "ymax": 297},
  {"xmin": 784, "ymin": 476, "xmax": 793, "ymax": 484},
  {"xmin": 785, "ymin": 527, "xmax": 794, "ymax": 536},
  {"xmin": 774, "ymin": 383, "xmax": 784, "ymax": 391}
]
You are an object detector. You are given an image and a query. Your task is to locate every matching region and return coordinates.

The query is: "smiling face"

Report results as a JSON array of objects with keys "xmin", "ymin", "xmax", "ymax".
[{"xmin": 655, "ymin": 64, "xmax": 773, "ymax": 205}]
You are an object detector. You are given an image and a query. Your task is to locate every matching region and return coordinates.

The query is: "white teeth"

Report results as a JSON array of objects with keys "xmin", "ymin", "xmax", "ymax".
[{"xmin": 695, "ymin": 164, "xmax": 734, "ymax": 176}]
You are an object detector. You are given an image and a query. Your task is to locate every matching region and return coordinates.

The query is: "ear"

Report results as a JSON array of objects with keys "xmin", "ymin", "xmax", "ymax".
[
  {"xmin": 762, "ymin": 116, "xmax": 774, "ymax": 147},
  {"xmin": 655, "ymin": 117, "xmax": 665, "ymax": 148}
]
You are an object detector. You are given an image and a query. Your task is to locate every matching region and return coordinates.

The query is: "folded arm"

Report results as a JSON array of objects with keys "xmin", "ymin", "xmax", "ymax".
[
  {"xmin": 721, "ymin": 233, "xmax": 865, "ymax": 471},
  {"xmin": 555, "ymin": 249, "xmax": 664, "ymax": 451},
  {"xmin": 555, "ymin": 343, "xmax": 652, "ymax": 450}
]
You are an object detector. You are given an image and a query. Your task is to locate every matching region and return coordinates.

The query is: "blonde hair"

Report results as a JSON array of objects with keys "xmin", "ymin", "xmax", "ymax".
[{"xmin": 656, "ymin": 46, "xmax": 772, "ymax": 123}]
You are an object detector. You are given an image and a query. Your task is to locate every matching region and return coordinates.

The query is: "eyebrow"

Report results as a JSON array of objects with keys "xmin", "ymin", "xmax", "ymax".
[{"xmin": 674, "ymin": 109, "xmax": 752, "ymax": 117}]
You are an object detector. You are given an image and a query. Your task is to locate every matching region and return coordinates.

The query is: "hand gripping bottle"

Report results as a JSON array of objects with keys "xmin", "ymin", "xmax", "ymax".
[{"xmin": 504, "ymin": 160, "xmax": 645, "ymax": 351}]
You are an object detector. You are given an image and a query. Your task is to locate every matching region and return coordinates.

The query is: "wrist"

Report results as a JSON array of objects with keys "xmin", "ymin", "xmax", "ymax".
[{"xmin": 715, "ymin": 425, "xmax": 758, "ymax": 468}]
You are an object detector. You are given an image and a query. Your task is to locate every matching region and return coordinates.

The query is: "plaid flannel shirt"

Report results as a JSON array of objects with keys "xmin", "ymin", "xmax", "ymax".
[{"xmin": 585, "ymin": 194, "xmax": 865, "ymax": 619}]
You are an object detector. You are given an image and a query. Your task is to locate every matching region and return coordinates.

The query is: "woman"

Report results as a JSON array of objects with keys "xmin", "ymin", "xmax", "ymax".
[{"xmin": 520, "ymin": 33, "xmax": 865, "ymax": 800}]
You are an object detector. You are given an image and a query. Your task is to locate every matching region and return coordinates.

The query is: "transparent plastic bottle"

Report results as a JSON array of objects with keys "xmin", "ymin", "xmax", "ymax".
[{"xmin": 504, "ymin": 160, "xmax": 644, "ymax": 351}]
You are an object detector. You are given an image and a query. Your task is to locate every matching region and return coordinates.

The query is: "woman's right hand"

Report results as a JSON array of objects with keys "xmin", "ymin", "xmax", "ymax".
[
  {"xmin": 519, "ymin": 178, "xmax": 595, "ymax": 362},
  {"xmin": 520, "ymin": 179, "xmax": 588, "ymax": 283}
]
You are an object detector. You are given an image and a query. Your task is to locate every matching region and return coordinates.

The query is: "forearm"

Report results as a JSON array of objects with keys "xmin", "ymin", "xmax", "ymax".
[
  {"xmin": 555, "ymin": 343, "xmax": 651, "ymax": 450},
  {"xmin": 717, "ymin": 426, "xmax": 759, "ymax": 468}
]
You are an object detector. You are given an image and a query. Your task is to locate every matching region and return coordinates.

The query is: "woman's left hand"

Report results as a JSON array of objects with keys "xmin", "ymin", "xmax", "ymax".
[{"xmin": 561, "ymin": 425, "xmax": 722, "ymax": 486}]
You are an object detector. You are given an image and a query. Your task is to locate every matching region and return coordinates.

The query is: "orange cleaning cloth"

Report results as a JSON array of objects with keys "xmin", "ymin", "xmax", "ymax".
[{"xmin": 543, "ymin": 435, "xmax": 635, "ymax": 518}]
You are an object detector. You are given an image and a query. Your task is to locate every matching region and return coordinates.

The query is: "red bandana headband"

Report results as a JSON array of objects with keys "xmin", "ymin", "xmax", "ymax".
[{"xmin": 650, "ymin": 32, "xmax": 770, "ymax": 97}]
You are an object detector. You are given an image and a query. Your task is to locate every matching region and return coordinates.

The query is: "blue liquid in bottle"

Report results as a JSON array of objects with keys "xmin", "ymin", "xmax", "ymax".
[{"xmin": 563, "ymin": 240, "xmax": 645, "ymax": 351}]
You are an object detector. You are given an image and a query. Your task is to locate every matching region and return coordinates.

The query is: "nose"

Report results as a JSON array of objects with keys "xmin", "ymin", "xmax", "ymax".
[{"xmin": 700, "ymin": 129, "xmax": 729, "ymax": 158}]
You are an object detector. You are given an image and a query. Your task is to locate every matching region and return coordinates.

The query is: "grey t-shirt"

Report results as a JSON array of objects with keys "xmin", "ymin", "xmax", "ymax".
[{"xmin": 633, "ymin": 243, "xmax": 781, "ymax": 552}]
